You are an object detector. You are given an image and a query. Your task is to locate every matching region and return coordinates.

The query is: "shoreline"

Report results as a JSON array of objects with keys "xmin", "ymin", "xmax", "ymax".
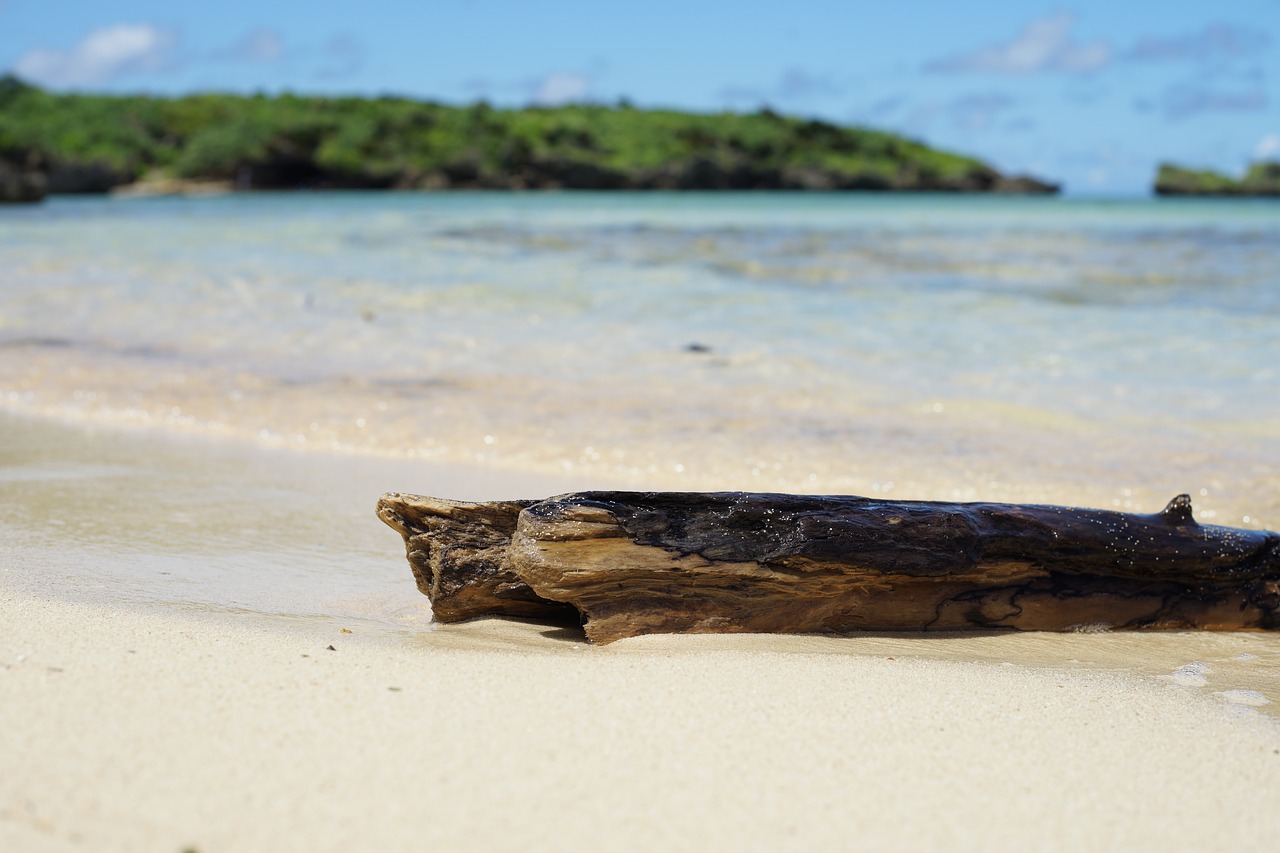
[
  {"xmin": 4, "ymin": 407, "xmax": 1280, "ymax": 848},
  {"xmin": 4, "ymin": 338, "xmax": 1277, "ymax": 529},
  {"xmin": 4, "ymin": 404, "xmax": 1279, "ymax": 696}
]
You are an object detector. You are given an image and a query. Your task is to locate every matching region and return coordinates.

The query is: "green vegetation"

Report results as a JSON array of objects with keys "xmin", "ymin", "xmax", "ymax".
[
  {"xmin": 1241, "ymin": 161, "xmax": 1280, "ymax": 194},
  {"xmin": 0, "ymin": 74, "xmax": 1057, "ymax": 196},
  {"xmin": 1154, "ymin": 162, "xmax": 1280, "ymax": 196}
]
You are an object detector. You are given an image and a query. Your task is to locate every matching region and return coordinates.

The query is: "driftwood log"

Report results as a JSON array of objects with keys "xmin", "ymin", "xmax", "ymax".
[{"xmin": 376, "ymin": 491, "xmax": 1280, "ymax": 643}]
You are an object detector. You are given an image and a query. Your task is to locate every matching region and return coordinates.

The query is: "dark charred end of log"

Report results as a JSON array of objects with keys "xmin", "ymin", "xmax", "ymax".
[{"xmin": 375, "ymin": 492, "xmax": 577, "ymax": 623}]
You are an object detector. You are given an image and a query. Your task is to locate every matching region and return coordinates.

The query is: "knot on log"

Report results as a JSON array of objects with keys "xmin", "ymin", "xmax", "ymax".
[{"xmin": 1158, "ymin": 494, "xmax": 1197, "ymax": 527}]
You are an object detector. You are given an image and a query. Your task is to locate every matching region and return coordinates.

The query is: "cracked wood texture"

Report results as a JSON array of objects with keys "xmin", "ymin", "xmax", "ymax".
[
  {"xmin": 379, "ymin": 491, "xmax": 1280, "ymax": 643},
  {"xmin": 376, "ymin": 493, "xmax": 576, "ymax": 623}
]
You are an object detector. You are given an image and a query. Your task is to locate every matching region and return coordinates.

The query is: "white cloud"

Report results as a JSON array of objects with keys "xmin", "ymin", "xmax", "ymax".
[
  {"xmin": 14, "ymin": 23, "xmax": 176, "ymax": 87},
  {"xmin": 1127, "ymin": 23, "xmax": 1270, "ymax": 63},
  {"xmin": 928, "ymin": 12, "xmax": 1111, "ymax": 75},
  {"xmin": 227, "ymin": 28, "xmax": 284, "ymax": 63},
  {"xmin": 533, "ymin": 72, "xmax": 589, "ymax": 106},
  {"xmin": 1256, "ymin": 134, "xmax": 1280, "ymax": 161}
]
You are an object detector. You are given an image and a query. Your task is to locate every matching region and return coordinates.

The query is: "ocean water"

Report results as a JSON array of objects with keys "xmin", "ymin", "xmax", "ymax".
[{"xmin": 1, "ymin": 191, "xmax": 1278, "ymax": 522}]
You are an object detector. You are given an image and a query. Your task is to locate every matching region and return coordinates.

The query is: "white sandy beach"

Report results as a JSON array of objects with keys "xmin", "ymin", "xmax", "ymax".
[
  {"xmin": 5, "ymin": 594, "xmax": 1280, "ymax": 852},
  {"xmin": 4, "ymin": 412, "xmax": 1280, "ymax": 852}
]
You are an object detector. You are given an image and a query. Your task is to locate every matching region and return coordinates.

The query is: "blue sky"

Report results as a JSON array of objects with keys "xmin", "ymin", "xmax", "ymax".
[{"xmin": 1, "ymin": 1, "xmax": 1277, "ymax": 194}]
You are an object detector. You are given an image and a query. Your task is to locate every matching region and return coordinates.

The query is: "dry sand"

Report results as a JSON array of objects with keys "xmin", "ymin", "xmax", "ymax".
[{"xmin": 3, "ymin": 412, "xmax": 1280, "ymax": 851}]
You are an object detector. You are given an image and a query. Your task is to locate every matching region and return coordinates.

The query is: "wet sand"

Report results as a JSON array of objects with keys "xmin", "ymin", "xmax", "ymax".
[{"xmin": 3, "ymin": 411, "xmax": 1280, "ymax": 850}]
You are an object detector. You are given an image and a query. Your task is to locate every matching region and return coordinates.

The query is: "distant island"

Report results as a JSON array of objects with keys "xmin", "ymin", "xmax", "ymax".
[
  {"xmin": 1154, "ymin": 162, "xmax": 1280, "ymax": 197},
  {"xmin": 0, "ymin": 74, "xmax": 1058, "ymax": 202}
]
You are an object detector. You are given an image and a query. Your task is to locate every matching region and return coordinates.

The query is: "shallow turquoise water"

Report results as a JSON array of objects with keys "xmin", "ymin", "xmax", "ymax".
[{"xmin": 1, "ymin": 191, "xmax": 1277, "ymax": 521}]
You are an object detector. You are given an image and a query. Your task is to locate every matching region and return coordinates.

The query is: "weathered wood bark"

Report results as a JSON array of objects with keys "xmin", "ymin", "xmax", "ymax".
[
  {"xmin": 377, "ymin": 491, "xmax": 1280, "ymax": 643},
  {"xmin": 376, "ymin": 493, "xmax": 576, "ymax": 623}
]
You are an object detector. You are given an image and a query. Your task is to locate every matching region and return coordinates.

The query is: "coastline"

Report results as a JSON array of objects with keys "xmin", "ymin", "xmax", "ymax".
[
  {"xmin": 4, "ymin": 407, "xmax": 1280, "ymax": 849},
  {"xmin": 0, "ymin": 79, "xmax": 1058, "ymax": 200}
]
